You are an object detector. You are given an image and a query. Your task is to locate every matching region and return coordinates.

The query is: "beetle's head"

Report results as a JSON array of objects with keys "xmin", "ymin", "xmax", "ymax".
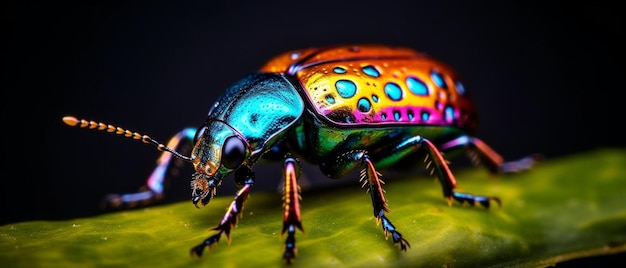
[{"xmin": 189, "ymin": 119, "xmax": 250, "ymax": 207}]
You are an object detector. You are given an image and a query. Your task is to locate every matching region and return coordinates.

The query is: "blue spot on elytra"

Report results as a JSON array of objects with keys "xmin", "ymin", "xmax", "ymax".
[
  {"xmin": 362, "ymin": 65, "xmax": 380, "ymax": 77},
  {"xmin": 455, "ymin": 81, "xmax": 466, "ymax": 95},
  {"xmin": 357, "ymin": 98, "xmax": 371, "ymax": 112},
  {"xmin": 431, "ymin": 70, "xmax": 448, "ymax": 89},
  {"xmin": 393, "ymin": 111, "xmax": 401, "ymax": 121},
  {"xmin": 372, "ymin": 94, "xmax": 379, "ymax": 103},
  {"xmin": 406, "ymin": 76, "xmax": 429, "ymax": 96},
  {"xmin": 384, "ymin": 82, "xmax": 403, "ymax": 101},
  {"xmin": 334, "ymin": 67, "xmax": 347, "ymax": 74},
  {"xmin": 421, "ymin": 111, "xmax": 430, "ymax": 121},
  {"xmin": 335, "ymin": 80, "xmax": 357, "ymax": 98},
  {"xmin": 381, "ymin": 113, "xmax": 387, "ymax": 120},
  {"xmin": 325, "ymin": 95, "xmax": 335, "ymax": 104},
  {"xmin": 444, "ymin": 106, "xmax": 455, "ymax": 122},
  {"xmin": 407, "ymin": 110, "xmax": 414, "ymax": 121}
]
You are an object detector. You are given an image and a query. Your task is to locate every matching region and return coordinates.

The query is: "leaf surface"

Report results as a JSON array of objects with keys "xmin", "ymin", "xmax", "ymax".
[{"xmin": 1, "ymin": 149, "xmax": 625, "ymax": 267}]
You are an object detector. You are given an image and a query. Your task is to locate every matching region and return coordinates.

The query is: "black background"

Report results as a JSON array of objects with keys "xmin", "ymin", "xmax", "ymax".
[{"xmin": 2, "ymin": 1, "xmax": 624, "ymax": 263}]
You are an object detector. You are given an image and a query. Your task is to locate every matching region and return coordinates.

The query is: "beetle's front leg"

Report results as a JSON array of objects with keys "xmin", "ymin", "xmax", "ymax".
[
  {"xmin": 320, "ymin": 151, "xmax": 410, "ymax": 251},
  {"xmin": 102, "ymin": 128, "xmax": 197, "ymax": 209},
  {"xmin": 281, "ymin": 154, "xmax": 304, "ymax": 263},
  {"xmin": 190, "ymin": 167, "xmax": 255, "ymax": 257}
]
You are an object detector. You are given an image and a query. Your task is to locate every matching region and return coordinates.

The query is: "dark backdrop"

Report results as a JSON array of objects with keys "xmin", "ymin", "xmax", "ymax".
[{"xmin": 2, "ymin": 1, "xmax": 623, "ymax": 230}]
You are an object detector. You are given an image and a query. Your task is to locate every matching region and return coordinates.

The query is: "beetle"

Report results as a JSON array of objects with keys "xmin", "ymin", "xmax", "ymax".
[{"xmin": 63, "ymin": 44, "xmax": 537, "ymax": 263}]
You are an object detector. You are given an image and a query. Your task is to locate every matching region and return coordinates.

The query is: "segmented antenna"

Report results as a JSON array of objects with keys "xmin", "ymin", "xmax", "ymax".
[{"xmin": 62, "ymin": 116, "xmax": 193, "ymax": 162}]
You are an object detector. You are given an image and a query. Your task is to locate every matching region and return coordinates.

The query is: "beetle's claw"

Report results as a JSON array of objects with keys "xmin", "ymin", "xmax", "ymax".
[
  {"xmin": 190, "ymin": 231, "xmax": 222, "ymax": 257},
  {"xmin": 190, "ymin": 244, "xmax": 205, "ymax": 257},
  {"xmin": 378, "ymin": 214, "xmax": 411, "ymax": 252},
  {"xmin": 392, "ymin": 231, "xmax": 411, "ymax": 251},
  {"xmin": 283, "ymin": 251, "xmax": 296, "ymax": 264}
]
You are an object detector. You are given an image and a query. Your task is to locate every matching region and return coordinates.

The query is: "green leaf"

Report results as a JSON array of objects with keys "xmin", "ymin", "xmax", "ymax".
[{"xmin": 2, "ymin": 149, "xmax": 625, "ymax": 267}]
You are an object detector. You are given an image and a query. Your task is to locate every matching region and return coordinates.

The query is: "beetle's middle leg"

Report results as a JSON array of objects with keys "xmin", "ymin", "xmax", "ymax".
[
  {"xmin": 102, "ymin": 127, "xmax": 197, "ymax": 209},
  {"xmin": 320, "ymin": 151, "xmax": 411, "ymax": 251}
]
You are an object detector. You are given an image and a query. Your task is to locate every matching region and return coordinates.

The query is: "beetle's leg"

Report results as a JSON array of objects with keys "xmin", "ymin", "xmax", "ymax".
[
  {"xmin": 320, "ymin": 151, "xmax": 410, "ymax": 251},
  {"xmin": 361, "ymin": 154, "xmax": 411, "ymax": 251},
  {"xmin": 439, "ymin": 135, "xmax": 539, "ymax": 174},
  {"xmin": 190, "ymin": 167, "xmax": 255, "ymax": 257},
  {"xmin": 420, "ymin": 136, "xmax": 501, "ymax": 207},
  {"xmin": 281, "ymin": 154, "xmax": 304, "ymax": 263},
  {"xmin": 102, "ymin": 128, "xmax": 197, "ymax": 209},
  {"xmin": 374, "ymin": 136, "xmax": 500, "ymax": 208}
]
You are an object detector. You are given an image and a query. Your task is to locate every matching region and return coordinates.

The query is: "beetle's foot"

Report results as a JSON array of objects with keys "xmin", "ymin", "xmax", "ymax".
[
  {"xmin": 282, "ymin": 222, "xmax": 303, "ymax": 263},
  {"xmin": 190, "ymin": 231, "xmax": 223, "ymax": 257},
  {"xmin": 450, "ymin": 191, "xmax": 501, "ymax": 208},
  {"xmin": 500, "ymin": 154, "xmax": 542, "ymax": 173},
  {"xmin": 391, "ymin": 230, "xmax": 411, "ymax": 251},
  {"xmin": 379, "ymin": 214, "xmax": 411, "ymax": 251},
  {"xmin": 190, "ymin": 219, "xmax": 235, "ymax": 258},
  {"xmin": 100, "ymin": 188, "xmax": 162, "ymax": 210},
  {"xmin": 282, "ymin": 225, "xmax": 298, "ymax": 264}
]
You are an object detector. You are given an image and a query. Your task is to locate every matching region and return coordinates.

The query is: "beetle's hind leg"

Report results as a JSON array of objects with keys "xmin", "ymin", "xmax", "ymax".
[
  {"xmin": 377, "ymin": 136, "xmax": 500, "ymax": 208},
  {"xmin": 320, "ymin": 151, "xmax": 410, "ymax": 251},
  {"xmin": 421, "ymin": 137, "xmax": 501, "ymax": 207},
  {"xmin": 440, "ymin": 135, "xmax": 540, "ymax": 174},
  {"xmin": 102, "ymin": 128, "xmax": 196, "ymax": 209}
]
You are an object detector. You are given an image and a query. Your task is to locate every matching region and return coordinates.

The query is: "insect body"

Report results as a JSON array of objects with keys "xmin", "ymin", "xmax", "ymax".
[{"xmin": 63, "ymin": 44, "xmax": 536, "ymax": 263}]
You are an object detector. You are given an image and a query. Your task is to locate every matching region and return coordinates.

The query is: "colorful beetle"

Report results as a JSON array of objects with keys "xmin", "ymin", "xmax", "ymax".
[{"xmin": 63, "ymin": 44, "xmax": 536, "ymax": 263}]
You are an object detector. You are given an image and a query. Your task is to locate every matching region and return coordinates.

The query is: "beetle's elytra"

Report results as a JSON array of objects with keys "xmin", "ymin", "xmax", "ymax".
[{"xmin": 63, "ymin": 44, "xmax": 537, "ymax": 263}]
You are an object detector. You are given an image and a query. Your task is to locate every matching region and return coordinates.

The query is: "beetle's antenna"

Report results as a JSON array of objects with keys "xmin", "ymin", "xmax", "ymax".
[{"xmin": 62, "ymin": 116, "xmax": 193, "ymax": 163}]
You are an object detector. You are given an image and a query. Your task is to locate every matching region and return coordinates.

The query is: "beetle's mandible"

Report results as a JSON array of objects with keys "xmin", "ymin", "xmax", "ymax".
[{"xmin": 63, "ymin": 44, "xmax": 538, "ymax": 263}]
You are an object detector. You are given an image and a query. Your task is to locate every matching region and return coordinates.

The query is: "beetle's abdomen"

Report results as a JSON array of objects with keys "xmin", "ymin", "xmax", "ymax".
[{"xmin": 260, "ymin": 45, "xmax": 477, "ymax": 131}]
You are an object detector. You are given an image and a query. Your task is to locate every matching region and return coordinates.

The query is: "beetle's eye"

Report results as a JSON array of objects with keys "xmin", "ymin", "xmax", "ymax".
[
  {"xmin": 221, "ymin": 136, "xmax": 246, "ymax": 169},
  {"xmin": 193, "ymin": 126, "xmax": 207, "ymax": 144}
]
